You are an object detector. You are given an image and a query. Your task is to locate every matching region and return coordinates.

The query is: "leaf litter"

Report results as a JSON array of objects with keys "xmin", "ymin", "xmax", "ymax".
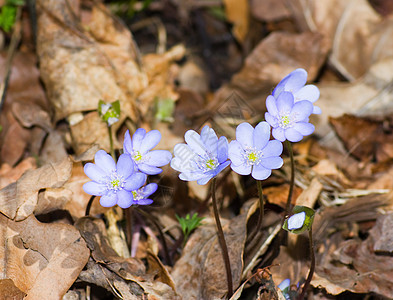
[{"xmin": 1, "ymin": 0, "xmax": 393, "ymax": 299}]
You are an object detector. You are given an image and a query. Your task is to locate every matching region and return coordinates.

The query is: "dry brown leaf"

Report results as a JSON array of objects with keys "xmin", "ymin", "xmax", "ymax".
[
  {"xmin": 0, "ymin": 158, "xmax": 72, "ymax": 220},
  {"xmin": 315, "ymin": 212, "xmax": 393, "ymax": 298},
  {"xmin": 213, "ymin": 31, "xmax": 329, "ymax": 117},
  {"xmin": 0, "ymin": 157, "xmax": 36, "ymax": 189},
  {"xmin": 250, "ymin": 0, "xmax": 291, "ymax": 22},
  {"xmin": 0, "ymin": 279, "xmax": 26, "ymax": 299},
  {"xmin": 223, "ymin": 0, "xmax": 250, "ymax": 42},
  {"xmin": 171, "ymin": 201, "xmax": 254, "ymax": 299},
  {"xmin": 0, "ymin": 214, "xmax": 89, "ymax": 299}
]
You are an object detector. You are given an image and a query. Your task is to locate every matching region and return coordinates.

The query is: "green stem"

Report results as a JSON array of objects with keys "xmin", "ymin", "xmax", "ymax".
[
  {"xmin": 85, "ymin": 195, "xmax": 96, "ymax": 216},
  {"xmin": 211, "ymin": 178, "xmax": 233, "ymax": 298},
  {"xmin": 255, "ymin": 180, "xmax": 264, "ymax": 233},
  {"xmin": 284, "ymin": 140, "xmax": 295, "ymax": 218},
  {"xmin": 108, "ymin": 126, "xmax": 115, "ymax": 160},
  {"xmin": 297, "ymin": 228, "xmax": 315, "ymax": 300}
]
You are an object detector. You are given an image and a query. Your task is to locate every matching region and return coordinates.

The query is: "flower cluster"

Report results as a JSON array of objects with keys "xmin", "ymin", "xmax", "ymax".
[
  {"xmin": 171, "ymin": 68, "xmax": 319, "ymax": 184},
  {"xmin": 83, "ymin": 129, "xmax": 172, "ymax": 208}
]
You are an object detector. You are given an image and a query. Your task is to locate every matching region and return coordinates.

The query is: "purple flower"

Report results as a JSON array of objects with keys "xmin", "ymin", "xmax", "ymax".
[
  {"xmin": 123, "ymin": 129, "xmax": 172, "ymax": 175},
  {"xmin": 278, "ymin": 279, "xmax": 291, "ymax": 300},
  {"xmin": 131, "ymin": 183, "xmax": 158, "ymax": 205},
  {"xmin": 171, "ymin": 125, "xmax": 230, "ymax": 185},
  {"xmin": 273, "ymin": 68, "xmax": 321, "ymax": 115},
  {"xmin": 83, "ymin": 150, "xmax": 147, "ymax": 208},
  {"xmin": 228, "ymin": 122, "xmax": 283, "ymax": 180},
  {"xmin": 265, "ymin": 92, "xmax": 315, "ymax": 142}
]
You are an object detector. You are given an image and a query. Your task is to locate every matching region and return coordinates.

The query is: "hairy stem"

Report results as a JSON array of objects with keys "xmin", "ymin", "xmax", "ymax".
[
  {"xmin": 211, "ymin": 178, "xmax": 233, "ymax": 298},
  {"xmin": 298, "ymin": 228, "xmax": 315, "ymax": 300},
  {"xmin": 284, "ymin": 140, "xmax": 295, "ymax": 218},
  {"xmin": 255, "ymin": 180, "xmax": 264, "ymax": 233},
  {"xmin": 85, "ymin": 195, "xmax": 96, "ymax": 216},
  {"xmin": 108, "ymin": 126, "xmax": 115, "ymax": 160}
]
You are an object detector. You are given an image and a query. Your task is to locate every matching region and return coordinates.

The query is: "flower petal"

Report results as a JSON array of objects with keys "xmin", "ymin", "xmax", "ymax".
[
  {"xmin": 293, "ymin": 122, "xmax": 315, "ymax": 136},
  {"xmin": 236, "ymin": 122, "xmax": 254, "ymax": 149},
  {"xmin": 117, "ymin": 190, "xmax": 134, "ymax": 208},
  {"xmin": 99, "ymin": 192, "xmax": 117, "ymax": 207},
  {"xmin": 265, "ymin": 112, "xmax": 278, "ymax": 128},
  {"xmin": 262, "ymin": 140, "xmax": 283, "ymax": 157},
  {"xmin": 123, "ymin": 130, "xmax": 133, "ymax": 154},
  {"xmin": 217, "ymin": 136, "xmax": 228, "ymax": 163},
  {"xmin": 144, "ymin": 150, "xmax": 172, "ymax": 167},
  {"xmin": 197, "ymin": 174, "xmax": 214, "ymax": 185},
  {"xmin": 213, "ymin": 160, "xmax": 230, "ymax": 177},
  {"xmin": 124, "ymin": 172, "xmax": 147, "ymax": 191},
  {"xmin": 94, "ymin": 150, "xmax": 116, "ymax": 173},
  {"xmin": 276, "ymin": 92, "xmax": 294, "ymax": 113},
  {"xmin": 138, "ymin": 163, "xmax": 162, "ymax": 175},
  {"xmin": 132, "ymin": 128, "xmax": 146, "ymax": 152},
  {"xmin": 288, "ymin": 211, "xmax": 306, "ymax": 230},
  {"xmin": 231, "ymin": 163, "xmax": 251, "ymax": 176},
  {"xmin": 313, "ymin": 105, "xmax": 322, "ymax": 114},
  {"xmin": 179, "ymin": 171, "xmax": 204, "ymax": 182},
  {"xmin": 278, "ymin": 279, "xmax": 291, "ymax": 291},
  {"xmin": 272, "ymin": 127, "xmax": 286, "ymax": 142},
  {"xmin": 294, "ymin": 84, "xmax": 319, "ymax": 103},
  {"xmin": 266, "ymin": 95, "xmax": 279, "ymax": 116},
  {"xmin": 228, "ymin": 140, "xmax": 245, "ymax": 166},
  {"xmin": 251, "ymin": 164, "xmax": 272, "ymax": 180},
  {"xmin": 135, "ymin": 199, "xmax": 153, "ymax": 205},
  {"xmin": 117, "ymin": 153, "xmax": 135, "ymax": 178},
  {"xmin": 83, "ymin": 181, "xmax": 107, "ymax": 196},
  {"xmin": 254, "ymin": 121, "xmax": 270, "ymax": 150},
  {"xmin": 200, "ymin": 126, "xmax": 218, "ymax": 156},
  {"xmin": 84, "ymin": 163, "xmax": 106, "ymax": 182},
  {"xmin": 280, "ymin": 68, "xmax": 307, "ymax": 93},
  {"xmin": 290, "ymin": 100, "xmax": 313, "ymax": 121},
  {"xmin": 139, "ymin": 130, "xmax": 161, "ymax": 154},
  {"xmin": 285, "ymin": 128, "xmax": 303, "ymax": 142},
  {"xmin": 259, "ymin": 157, "xmax": 283, "ymax": 170},
  {"xmin": 185, "ymin": 130, "xmax": 207, "ymax": 156},
  {"xmin": 140, "ymin": 183, "xmax": 158, "ymax": 198}
]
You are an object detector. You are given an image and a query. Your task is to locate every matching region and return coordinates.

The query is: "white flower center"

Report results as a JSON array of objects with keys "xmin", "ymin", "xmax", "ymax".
[
  {"xmin": 132, "ymin": 151, "xmax": 143, "ymax": 162},
  {"xmin": 279, "ymin": 112, "xmax": 294, "ymax": 129},
  {"xmin": 106, "ymin": 171, "xmax": 125, "ymax": 191},
  {"xmin": 194, "ymin": 155, "xmax": 219, "ymax": 172},
  {"xmin": 243, "ymin": 147, "xmax": 263, "ymax": 166}
]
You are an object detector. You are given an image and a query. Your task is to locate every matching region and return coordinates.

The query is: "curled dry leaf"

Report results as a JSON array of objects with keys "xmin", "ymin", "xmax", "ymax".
[
  {"xmin": 76, "ymin": 217, "xmax": 179, "ymax": 299},
  {"xmin": 171, "ymin": 201, "xmax": 256, "ymax": 299},
  {"xmin": 223, "ymin": 0, "xmax": 250, "ymax": 43},
  {"xmin": 0, "ymin": 214, "xmax": 89, "ymax": 299},
  {"xmin": 0, "ymin": 279, "xmax": 26, "ymax": 299},
  {"xmin": 0, "ymin": 157, "xmax": 36, "ymax": 189},
  {"xmin": 0, "ymin": 158, "xmax": 72, "ymax": 221}
]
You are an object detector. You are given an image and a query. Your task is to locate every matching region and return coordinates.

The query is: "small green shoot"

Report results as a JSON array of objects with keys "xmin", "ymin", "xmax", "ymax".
[
  {"xmin": 155, "ymin": 98, "xmax": 175, "ymax": 123},
  {"xmin": 283, "ymin": 205, "xmax": 315, "ymax": 234},
  {"xmin": 98, "ymin": 100, "xmax": 120, "ymax": 127},
  {"xmin": 176, "ymin": 213, "xmax": 204, "ymax": 246}
]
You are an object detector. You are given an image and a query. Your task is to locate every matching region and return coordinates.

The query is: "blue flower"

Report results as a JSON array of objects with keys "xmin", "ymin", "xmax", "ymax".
[
  {"xmin": 171, "ymin": 125, "xmax": 230, "ymax": 185},
  {"xmin": 273, "ymin": 68, "xmax": 321, "ymax": 115},
  {"xmin": 123, "ymin": 129, "xmax": 172, "ymax": 175},
  {"xmin": 265, "ymin": 91, "xmax": 315, "ymax": 142},
  {"xmin": 83, "ymin": 150, "xmax": 147, "ymax": 208},
  {"xmin": 287, "ymin": 211, "xmax": 306, "ymax": 230},
  {"xmin": 131, "ymin": 183, "xmax": 158, "ymax": 205},
  {"xmin": 278, "ymin": 279, "xmax": 291, "ymax": 300},
  {"xmin": 228, "ymin": 122, "xmax": 283, "ymax": 180}
]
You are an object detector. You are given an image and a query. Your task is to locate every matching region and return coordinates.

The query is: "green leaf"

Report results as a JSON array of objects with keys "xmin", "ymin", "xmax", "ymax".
[
  {"xmin": 155, "ymin": 98, "xmax": 175, "ymax": 123},
  {"xmin": 283, "ymin": 205, "xmax": 315, "ymax": 234},
  {"xmin": 0, "ymin": 5, "xmax": 17, "ymax": 33},
  {"xmin": 176, "ymin": 213, "xmax": 205, "ymax": 243}
]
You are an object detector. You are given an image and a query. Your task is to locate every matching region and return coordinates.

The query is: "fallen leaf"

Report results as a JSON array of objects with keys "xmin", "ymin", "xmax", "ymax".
[
  {"xmin": 223, "ymin": 0, "xmax": 250, "ymax": 42},
  {"xmin": 0, "ymin": 158, "xmax": 72, "ymax": 220},
  {"xmin": 0, "ymin": 214, "xmax": 90, "ymax": 299}
]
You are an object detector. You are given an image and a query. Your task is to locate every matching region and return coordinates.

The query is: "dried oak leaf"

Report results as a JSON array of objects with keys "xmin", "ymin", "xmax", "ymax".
[
  {"xmin": 171, "ymin": 201, "xmax": 256, "ymax": 299},
  {"xmin": 76, "ymin": 217, "xmax": 179, "ymax": 299},
  {"xmin": 0, "ymin": 214, "xmax": 89, "ymax": 299},
  {"xmin": 314, "ymin": 212, "xmax": 393, "ymax": 298},
  {"xmin": 0, "ymin": 279, "xmax": 26, "ymax": 299},
  {"xmin": 0, "ymin": 158, "xmax": 72, "ymax": 221},
  {"xmin": 329, "ymin": 114, "xmax": 393, "ymax": 163}
]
